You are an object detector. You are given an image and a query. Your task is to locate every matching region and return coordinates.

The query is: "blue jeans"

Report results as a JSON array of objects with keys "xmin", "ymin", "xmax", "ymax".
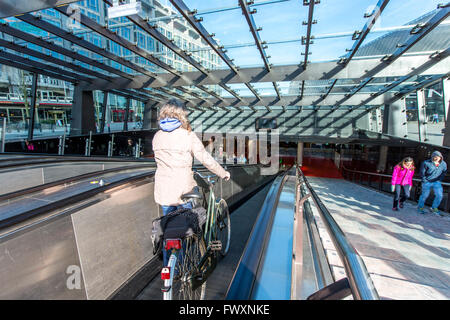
[
  {"xmin": 161, "ymin": 202, "xmax": 192, "ymax": 266},
  {"xmin": 418, "ymin": 181, "xmax": 443, "ymax": 209}
]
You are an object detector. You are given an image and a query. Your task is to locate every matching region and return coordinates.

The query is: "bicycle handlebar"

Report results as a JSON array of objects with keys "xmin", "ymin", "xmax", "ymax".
[{"xmin": 194, "ymin": 171, "xmax": 218, "ymax": 184}]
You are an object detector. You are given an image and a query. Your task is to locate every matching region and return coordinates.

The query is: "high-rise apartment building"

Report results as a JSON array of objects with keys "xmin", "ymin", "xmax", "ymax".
[{"xmin": 0, "ymin": 0, "xmax": 222, "ymax": 132}]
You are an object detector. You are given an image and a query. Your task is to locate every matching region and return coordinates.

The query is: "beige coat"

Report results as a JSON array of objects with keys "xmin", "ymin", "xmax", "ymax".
[{"xmin": 152, "ymin": 127, "xmax": 228, "ymax": 206}]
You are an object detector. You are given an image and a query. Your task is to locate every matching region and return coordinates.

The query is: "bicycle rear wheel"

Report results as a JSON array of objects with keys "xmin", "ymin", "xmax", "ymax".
[
  {"xmin": 215, "ymin": 198, "xmax": 231, "ymax": 257},
  {"xmin": 172, "ymin": 234, "xmax": 207, "ymax": 300}
]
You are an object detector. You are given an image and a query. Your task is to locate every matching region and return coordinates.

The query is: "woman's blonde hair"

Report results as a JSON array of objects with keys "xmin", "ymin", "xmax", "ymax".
[
  {"xmin": 396, "ymin": 157, "xmax": 415, "ymax": 170},
  {"xmin": 158, "ymin": 99, "xmax": 191, "ymax": 131}
]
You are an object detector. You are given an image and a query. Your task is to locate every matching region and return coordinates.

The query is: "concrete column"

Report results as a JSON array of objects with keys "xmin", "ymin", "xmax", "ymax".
[
  {"xmin": 100, "ymin": 91, "xmax": 108, "ymax": 133},
  {"xmin": 142, "ymin": 101, "xmax": 159, "ymax": 156},
  {"xmin": 297, "ymin": 141, "xmax": 303, "ymax": 166},
  {"xmin": 355, "ymin": 109, "xmax": 371, "ymax": 131},
  {"xmin": 123, "ymin": 98, "xmax": 130, "ymax": 132},
  {"xmin": 70, "ymin": 85, "xmax": 96, "ymax": 136},
  {"xmin": 417, "ymin": 89, "xmax": 429, "ymax": 142},
  {"xmin": 375, "ymin": 107, "xmax": 382, "ymax": 133},
  {"xmin": 443, "ymin": 78, "xmax": 449, "ymax": 121},
  {"xmin": 443, "ymin": 78, "xmax": 450, "ymax": 146},
  {"xmin": 142, "ymin": 100, "xmax": 158, "ymax": 130},
  {"xmin": 382, "ymin": 94, "xmax": 408, "ymax": 138},
  {"xmin": 27, "ymin": 73, "xmax": 38, "ymax": 141},
  {"xmin": 377, "ymin": 145, "xmax": 388, "ymax": 173}
]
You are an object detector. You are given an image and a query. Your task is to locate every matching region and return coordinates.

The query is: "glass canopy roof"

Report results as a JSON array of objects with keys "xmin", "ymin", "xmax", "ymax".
[{"xmin": 0, "ymin": 0, "xmax": 448, "ymax": 108}]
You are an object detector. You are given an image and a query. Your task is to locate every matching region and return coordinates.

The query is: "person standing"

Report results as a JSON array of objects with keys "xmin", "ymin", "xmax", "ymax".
[
  {"xmin": 418, "ymin": 151, "xmax": 447, "ymax": 216},
  {"xmin": 391, "ymin": 157, "xmax": 415, "ymax": 211},
  {"xmin": 152, "ymin": 99, "xmax": 231, "ymax": 265}
]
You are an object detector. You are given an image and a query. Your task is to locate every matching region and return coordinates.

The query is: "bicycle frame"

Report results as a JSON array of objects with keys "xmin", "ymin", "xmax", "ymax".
[
  {"xmin": 162, "ymin": 172, "xmax": 226, "ymax": 298},
  {"xmin": 203, "ymin": 183, "xmax": 217, "ymax": 246}
]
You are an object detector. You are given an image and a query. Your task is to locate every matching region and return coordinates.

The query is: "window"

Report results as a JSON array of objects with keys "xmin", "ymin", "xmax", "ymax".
[
  {"xmin": 87, "ymin": 0, "xmax": 99, "ymax": 11},
  {"xmin": 121, "ymin": 28, "xmax": 131, "ymax": 40},
  {"xmin": 147, "ymin": 37, "xmax": 155, "ymax": 51},
  {"xmin": 138, "ymin": 33, "xmax": 145, "ymax": 47}
]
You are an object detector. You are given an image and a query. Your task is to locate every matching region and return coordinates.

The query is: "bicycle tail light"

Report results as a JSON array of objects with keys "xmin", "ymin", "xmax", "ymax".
[
  {"xmin": 161, "ymin": 267, "xmax": 171, "ymax": 280},
  {"xmin": 165, "ymin": 239, "xmax": 182, "ymax": 250}
]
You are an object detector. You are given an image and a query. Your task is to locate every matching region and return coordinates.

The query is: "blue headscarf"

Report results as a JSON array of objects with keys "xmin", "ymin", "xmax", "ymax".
[{"xmin": 159, "ymin": 117, "xmax": 182, "ymax": 132}]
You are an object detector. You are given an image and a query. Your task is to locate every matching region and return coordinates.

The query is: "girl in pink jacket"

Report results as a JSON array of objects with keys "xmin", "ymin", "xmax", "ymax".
[{"xmin": 391, "ymin": 157, "xmax": 415, "ymax": 211}]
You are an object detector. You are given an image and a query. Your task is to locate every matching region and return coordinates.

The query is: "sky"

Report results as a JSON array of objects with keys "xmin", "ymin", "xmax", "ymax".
[{"xmin": 174, "ymin": 0, "xmax": 447, "ymax": 67}]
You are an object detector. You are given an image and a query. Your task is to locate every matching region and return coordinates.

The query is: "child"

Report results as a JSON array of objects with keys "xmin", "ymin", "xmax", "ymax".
[{"xmin": 391, "ymin": 157, "xmax": 415, "ymax": 211}]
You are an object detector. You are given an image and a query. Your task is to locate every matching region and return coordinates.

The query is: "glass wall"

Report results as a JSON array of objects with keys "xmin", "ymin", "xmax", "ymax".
[
  {"xmin": 0, "ymin": 64, "xmax": 74, "ymax": 143},
  {"xmin": 406, "ymin": 82, "xmax": 445, "ymax": 146}
]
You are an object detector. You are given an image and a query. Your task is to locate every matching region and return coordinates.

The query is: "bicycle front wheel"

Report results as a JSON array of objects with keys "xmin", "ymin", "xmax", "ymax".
[
  {"xmin": 172, "ymin": 235, "xmax": 207, "ymax": 300},
  {"xmin": 215, "ymin": 198, "xmax": 231, "ymax": 257}
]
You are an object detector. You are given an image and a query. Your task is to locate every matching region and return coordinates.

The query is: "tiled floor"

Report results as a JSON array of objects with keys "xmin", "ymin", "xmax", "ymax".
[{"xmin": 307, "ymin": 177, "xmax": 450, "ymax": 300}]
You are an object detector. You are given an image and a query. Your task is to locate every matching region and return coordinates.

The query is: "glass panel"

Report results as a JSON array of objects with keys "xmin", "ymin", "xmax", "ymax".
[
  {"xmin": 424, "ymin": 81, "xmax": 445, "ymax": 145},
  {"xmin": 108, "ymin": 94, "xmax": 127, "ymax": 132},
  {"xmin": 35, "ymin": 74, "xmax": 72, "ymax": 139}
]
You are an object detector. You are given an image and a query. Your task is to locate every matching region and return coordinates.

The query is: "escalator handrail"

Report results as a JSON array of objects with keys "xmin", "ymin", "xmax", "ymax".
[
  {"xmin": 297, "ymin": 166, "xmax": 380, "ymax": 300},
  {"xmin": 0, "ymin": 163, "xmax": 263, "ymax": 231},
  {"xmin": 0, "ymin": 163, "xmax": 156, "ymax": 202}
]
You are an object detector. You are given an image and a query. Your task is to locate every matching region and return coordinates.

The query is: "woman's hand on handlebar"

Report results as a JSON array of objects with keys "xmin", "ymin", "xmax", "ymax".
[{"xmin": 223, "ymin": 171, "xmax": 231, "ymax": 181}]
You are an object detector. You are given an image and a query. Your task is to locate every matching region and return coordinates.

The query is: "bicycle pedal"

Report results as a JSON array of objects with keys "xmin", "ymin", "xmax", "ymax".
[{"xmin": 210, "ymin": 240, "xmax": 222, "ymax": 251}]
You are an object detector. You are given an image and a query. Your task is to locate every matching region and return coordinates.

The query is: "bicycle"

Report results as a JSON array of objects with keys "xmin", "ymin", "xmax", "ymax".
[{"xmin": 161, "ymin": 171, "xmax": 231, "ymax": 300}]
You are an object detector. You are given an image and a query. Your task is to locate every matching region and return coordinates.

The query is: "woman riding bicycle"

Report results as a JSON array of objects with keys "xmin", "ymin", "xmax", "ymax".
[{"xmin": 152, "ymin": 98, "xmax": 230, "ymax": 227}]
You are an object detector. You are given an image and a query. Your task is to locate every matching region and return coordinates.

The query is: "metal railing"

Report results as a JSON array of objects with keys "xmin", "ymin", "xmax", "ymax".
[
  {"xmin": 297, "ymin": 165, "xmax": 380, "ymax": 300},
  {"xmin": 341, "ymin": 166, "xmax": 450, "ymax": 212}
]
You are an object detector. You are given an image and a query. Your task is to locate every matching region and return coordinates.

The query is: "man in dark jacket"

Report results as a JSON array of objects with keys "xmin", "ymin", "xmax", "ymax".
[{"xmin": 418, "ymin": 151, "xmax": 447, "ymax": 215}]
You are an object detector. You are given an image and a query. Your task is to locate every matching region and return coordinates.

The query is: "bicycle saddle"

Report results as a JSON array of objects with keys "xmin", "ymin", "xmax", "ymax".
[{"xmin": 181, "ymin": 187, "xmax": 203, "ymax": 200}]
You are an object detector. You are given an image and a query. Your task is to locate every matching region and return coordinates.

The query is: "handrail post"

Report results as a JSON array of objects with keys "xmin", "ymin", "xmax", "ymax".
[{"xmin": 1, "ymin": 117, "xmax": 5, "ymax": 153}]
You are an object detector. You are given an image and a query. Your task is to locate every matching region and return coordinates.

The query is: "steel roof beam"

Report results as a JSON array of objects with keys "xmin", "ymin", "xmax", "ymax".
[
  {"xmin": 0, "ymin": 22, "xmax": 131, "ymax": 80},
  {"xmin": 364, "ymin": 73, "xmax": 449, "ymax": 112},
  {"xmin": 110, "ymin": 89, "xmax": 148, "ymax": 102},
  {"xmin": 299, "ymin": 80, "xmax": 305, "ymax": 100},
  {"xmin": 218, "ymin": 84, "xmax": 245, "ymax": 111},
  {"xmin": 273, "ymin": 82, "xmax": 281, "ymax": 100},
  {"xmin": 0, "ymin": 38, "xmax": 112, "ymax": 82},
  {"xmin": 353, "ymin": 5, "xmax": 450, "ymax": 79},
  {"xmin": 389, "ymin": 74, "xmax": 450, "ymax": 104},
  {"xmin": 0, "ymin": 49, "xmax": 91, "ymax": 82},
  {"xmin": 54, "ymin": 5, "xmax": 176, "ymax": 77},
  {"xmin": 238, "ymin": 0, "xmax": 272, "ymax": 104},
  {"xmin": 102, "ymin": 0, "xmax": 209, "ymax": 76},
  {"xmin": 238, "ymin": 0, "xmax": 271, "ymax": 71},
  {"xmin": 17, "ymin": 13, "xmax": 152, "ymax": 79},
  {"xmin": 151, "ymin": 87, "xmax": 194, "ymax": 104},
  {"xmin": 301, "ymin": 0, "xmax": 318, "ymax": 68},
  {"xmin": 357, "ymin": 47, "xmax": 450, "ymax": 107},
  {"xmin": 169, "ymin": 0, "xmax": 239, "ymax": 74},
  {"xmin": 141, "ymin": 88, "xmax": 173, "ymax": 102},
  {"xmin": 175, "ymin": 86, "xmax": 215, "ymax": 111},
  {"xmin": 185, "ymin": 92, "xmax": 393, "ymax": 109},
  {"xmin": 0, "ymin": 56, "xmax": 75, "ymax": 83},
  {"xmin": 321, "ymin": 4, "xmax": 449, "ymax": 80},
  {"xmin": 339, "ymin": 0, "xmax": 390, "ymax": 67},
  {"xmin": 80, "ymin": 53, "xmax": 450, "ymax": 91},
  {"xmin": 334, "ymin": 77, "xmax": 373, "ymax": 106},
  {"xmin": 168, "ymin": 0, "xmax": 251, "ymax": 110},
  {"xmin": 0, "ymin": 0, "xmax": 79, "ymax": 19},
  {"xmin": 312, "ymin": 79, "xmax": 338, "ymax": 109}
]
